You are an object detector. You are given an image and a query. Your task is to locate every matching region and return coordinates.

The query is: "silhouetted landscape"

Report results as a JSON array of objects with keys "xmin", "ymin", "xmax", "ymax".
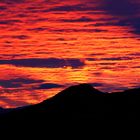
[
  {"xmin": 0, "ymin": 0, "xmax": 140, "ymax": 109},
  {"xmin": 1, "ymin": 84, "xmax": 140, "ymax": 130},
  {"xmin": 0, "ymin": 0, "xmax": 140, "ymax": 134}
]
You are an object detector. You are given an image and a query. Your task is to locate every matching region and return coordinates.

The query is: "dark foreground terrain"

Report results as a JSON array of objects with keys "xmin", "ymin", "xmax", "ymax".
[{"xmin": 1, "ymin": 84, "xmax": 140, "ymax": 129}]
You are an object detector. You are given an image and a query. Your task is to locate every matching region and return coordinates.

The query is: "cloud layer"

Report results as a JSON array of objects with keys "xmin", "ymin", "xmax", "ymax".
[{"xmin": 0, "ymin": 58, "xmax": 85, "ymax": 68}]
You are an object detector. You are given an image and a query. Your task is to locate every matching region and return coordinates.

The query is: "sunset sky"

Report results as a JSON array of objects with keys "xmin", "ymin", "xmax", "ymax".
[{"xmin": 0, "ymin": 0, "xmax": 140, "ymax": 108}]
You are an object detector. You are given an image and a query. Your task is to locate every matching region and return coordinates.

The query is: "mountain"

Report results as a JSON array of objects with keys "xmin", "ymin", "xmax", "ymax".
[{"xmin": 0, "ymin": 84, "xmax": 140, "ymax": 129}]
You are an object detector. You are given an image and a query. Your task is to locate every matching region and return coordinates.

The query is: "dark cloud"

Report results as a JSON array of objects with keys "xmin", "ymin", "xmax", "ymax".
[
  {"xmin": 87, "ymin": 56, "xmax": 132, "ymax": 63},
  {"xmin": 100, "ymin": 0, "xmax": 139, "ymax": 16},
  {"xmin": 0, "ymin": 78, "xmax": 44, "ymax": 88},
  {"xmin": 61, "ymin": 17, "xmax": 93, "ymax": 23},
  {"xmin": 16, "ymin": 14, "xmax": 29, "ymax": 18},
  {"xmin": 90, "ymin": 83, "xmax": 103, "ymax": 87},
  {"xmin": 27, "ymin": 6, "xmax": 43, "ymax": 10},
  {"xmin": 0, "ymin": 6, "xmax": 7, "ymax": 10},
  {"xmin": 44, "ymin": 5, "xmax": 82, "ymax": 12},
  {"xmin": 98, "ymin": 62, "xmax": 116, "ymax": 65},
  {"xmin": 129, "ymin": 52, "xmax": 140, "ymax": 56},
  {"xmin": 93, "ymin": 29, "xmax": 107, "ymax": 32},
  {"xmin": 126, "ymin": 18, "xmax": 140, "ymax": 34},
  {"xmin": 86, "ymin": 58, "xmax": 96, "ymax": 61},
  {"xmin": 32, "ymin": 18, "xmax": 48, "ymax": 22},
  {"xmin": 43, "ymin": 4, "xmax": 96, "ymax": 12},
  {"xmin": 1, "ymin": 53, "xmax": 27, "ymax": 57},
  {"xmin": 37, "ymin": 83, "xmax": 63, "ymax": 89},
  {"xmin": 93, "ymin": 72, "xmax": 102, "ymax": 76},
  {"xmin": 100, "ymin": 56, "xmax": 133, "ymax": 61},
  {"xmin": 94, "ymin": 18, "xmax": 140, "ymax": 35},
  {"xmin": 90, "ymin": 53, "xmax": 105, "ymax": 56},
  {"xmin": 28, "ymin": 27, "xmax": 48, "ymax": 32},
  {"xmin": 98, "ymin": 0, "xmax": 140, "ymax": 35},
  {"xmin": 0, "ymin": 58, "xmax": 85, "ymax": 68},
  {"xmin": 49, "ymin": 28, "xmax": 107, "ymax": 33},
  {"xmin": 0, "ymin": 20, "xmax": 21, "ymax": 25},
  {"xmin": 0, "ymin": 0, "xmax": 26, "ymax": 4},
  {"xmin": 11, "ymin": 35, "xmax": 30, "ymax": 40},
  {"xmin": 94, "ymin": 20, "xmax": 130, "ymax": 27},
  {"xmin": 132, "ymin": 66, "xmax": 140, "ymax": 68}
]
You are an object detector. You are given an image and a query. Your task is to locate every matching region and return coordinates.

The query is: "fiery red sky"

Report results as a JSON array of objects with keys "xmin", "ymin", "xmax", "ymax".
[{"xmin": 0, "ymin": 0, "xmax": 140, "ymax": 108}]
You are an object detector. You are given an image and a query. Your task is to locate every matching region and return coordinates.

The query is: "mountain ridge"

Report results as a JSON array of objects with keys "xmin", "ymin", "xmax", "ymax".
[{"xmin": 1, "ymin": 83, "xmax": 140, "ymax": 129}]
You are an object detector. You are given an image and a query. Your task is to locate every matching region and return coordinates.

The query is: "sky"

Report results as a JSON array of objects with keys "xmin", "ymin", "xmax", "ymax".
[{"xmin": 0, "ymin": 0, "xmax": 140, "ymax": 108}]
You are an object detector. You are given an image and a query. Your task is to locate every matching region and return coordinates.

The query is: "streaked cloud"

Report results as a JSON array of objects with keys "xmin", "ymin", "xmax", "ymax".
[
  {"xmin": 60, "ymin": 17, "xmax": 94, "ymax": 23},
  {"xmin": 37, "ymin": 83, "xmax": 63, "ymax": 89},
  {"xmin": 0, "ymin": 58, "xmax": 85, "ymax": 68},
  {"xmin": 0, "ymin": 0, "xmax": 26, "ymax": 4},
  {"xmin": 0, "ymin": 78, "xmax": 44, "ymax": 88},
  {"xmin": 0, "ymin": 20, "xmax": 21, "ymax": 25}
]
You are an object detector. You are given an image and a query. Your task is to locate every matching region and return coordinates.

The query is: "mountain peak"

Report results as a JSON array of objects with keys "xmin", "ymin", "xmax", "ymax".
[
  {"xmin": 56, "ymin": 83, "xmax": 103, "ymax": 96},
  {"xmin": 41, "ymin": 84, "xmax": 103, "ymax": 104}
]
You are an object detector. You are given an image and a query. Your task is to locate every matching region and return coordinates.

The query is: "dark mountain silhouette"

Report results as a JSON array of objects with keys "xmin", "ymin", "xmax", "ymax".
[{"xmin": 1, "ymin": 84, "xmax": 140, "ymax": 130}]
